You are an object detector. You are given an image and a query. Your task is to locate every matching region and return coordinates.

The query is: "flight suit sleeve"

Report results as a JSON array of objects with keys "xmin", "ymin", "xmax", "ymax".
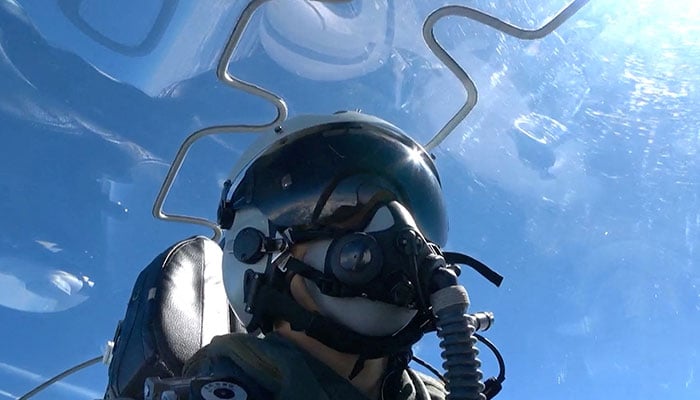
[
  {"xmin": 183, "ymin": 339, "xmax": 274, "ymax": 400},
  {"xmin": 407, "ymin": 369, "xmax": 448, "ymax": 400}
]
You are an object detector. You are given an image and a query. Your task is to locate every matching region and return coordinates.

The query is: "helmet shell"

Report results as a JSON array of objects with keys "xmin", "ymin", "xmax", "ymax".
[{"xmin": 225, "ymin": 111, "xmax": 447, "ymax": 245}]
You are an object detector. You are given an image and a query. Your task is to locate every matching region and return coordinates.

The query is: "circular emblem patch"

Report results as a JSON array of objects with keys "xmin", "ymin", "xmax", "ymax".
[{"xmin": 200, "ymin": 380, "xmax": 248, "ymax": 400}]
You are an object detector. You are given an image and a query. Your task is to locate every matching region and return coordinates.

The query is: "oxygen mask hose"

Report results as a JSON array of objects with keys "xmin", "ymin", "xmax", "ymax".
[{"xmin": 430, "ymin": 267, "xmax": 485, "ymax": 400}]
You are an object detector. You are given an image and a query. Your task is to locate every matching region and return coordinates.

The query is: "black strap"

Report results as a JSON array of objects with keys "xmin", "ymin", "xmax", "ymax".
[
  {"xmin": 283, "ymin": 257, "xmax": 360, "ymax": 299},
  {"xmin": 443, "ymin": 252, "xmax": 504, "ymax": 287},
  {"xmin": 283, "ymin": 257, "xmax": 327, "ymax": 284},
  {"xmin": 379, "ymin": 351, "xmax": 413, "ymax": 398},
  {"xmin": 252, "ymin": 284, "xmax": 424, "ymax": 359}
]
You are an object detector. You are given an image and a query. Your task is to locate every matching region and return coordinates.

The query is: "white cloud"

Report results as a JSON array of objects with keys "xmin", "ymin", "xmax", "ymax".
[{"xmin": 35, "ymin": 240, "xmax": 63, "ymax": 253}]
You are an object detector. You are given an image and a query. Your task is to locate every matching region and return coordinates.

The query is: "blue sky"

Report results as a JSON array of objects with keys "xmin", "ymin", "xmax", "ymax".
[{"xmin": 1, "ymin": 1, "xmax": 698, "ymax": 399}]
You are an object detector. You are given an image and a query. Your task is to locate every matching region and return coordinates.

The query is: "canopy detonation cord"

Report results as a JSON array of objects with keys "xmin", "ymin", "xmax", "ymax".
[
  {"xmin": 18, "ymin": 356, "xmax": 102, "ymax": 400},
  {"xmin": 152, "ymin": 0, "xmax": 590, "ymax": 234},
  {"xmin": 422, "ymin": 0, "xmax": 590, "ymax": 150},
  {"xmin": 152, "ymin": 0, "xmax": 291, "ymax": 241}
]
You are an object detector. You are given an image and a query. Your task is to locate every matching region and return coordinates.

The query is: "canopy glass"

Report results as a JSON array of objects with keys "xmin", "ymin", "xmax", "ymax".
[{"xmin": 1, "ymin": 1, "xmax": 697, "ymax": 399}]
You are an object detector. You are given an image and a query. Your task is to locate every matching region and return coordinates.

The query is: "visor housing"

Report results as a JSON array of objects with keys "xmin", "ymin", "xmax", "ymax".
[{"xmin": 230, "ymin": 121, "xmax": 447, "ymax": 246}]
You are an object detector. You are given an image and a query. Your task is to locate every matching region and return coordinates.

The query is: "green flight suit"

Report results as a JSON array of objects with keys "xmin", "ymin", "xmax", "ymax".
[{"xmin": 184, "ymin": 333, "xmax": 446, "ymax": 400}]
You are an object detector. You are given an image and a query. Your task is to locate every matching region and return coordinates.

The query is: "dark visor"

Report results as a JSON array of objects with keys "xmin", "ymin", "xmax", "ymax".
[{"xmin": 230, "ymin": 121, "xmax": 447, "ymax": 245}]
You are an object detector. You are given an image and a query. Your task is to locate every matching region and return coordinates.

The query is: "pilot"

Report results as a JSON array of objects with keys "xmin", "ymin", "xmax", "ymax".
[{"xmin": 183, "ymin": 111, "xmax": 475, "ymax": 400}]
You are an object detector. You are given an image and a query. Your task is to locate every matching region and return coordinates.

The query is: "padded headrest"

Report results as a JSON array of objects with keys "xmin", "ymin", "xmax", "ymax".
[{"xmin": 105, "ymin": 236, "xmax": 245, "ymax": 399}]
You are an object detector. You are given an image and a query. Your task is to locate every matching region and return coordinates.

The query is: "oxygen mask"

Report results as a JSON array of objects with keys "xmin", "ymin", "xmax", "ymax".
[{"xmin": 282, "ymin": 200, "xmax": 438, "ymax": 336}]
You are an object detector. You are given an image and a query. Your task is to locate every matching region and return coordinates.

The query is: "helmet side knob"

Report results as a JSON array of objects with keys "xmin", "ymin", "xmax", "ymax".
[{"xmin": 233, "ymin": 227, "xmax": 267, "ymax": 264}]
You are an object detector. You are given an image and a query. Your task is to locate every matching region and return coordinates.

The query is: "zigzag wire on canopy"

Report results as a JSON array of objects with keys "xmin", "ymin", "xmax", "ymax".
[
  {"xmin": 153, "ymin": 0, "xmax": 590, "ymax": 238},
  {"xmin": 422, "ymin": 0, "xmax": 590, "ymax": 150},
  {"xmin": 152, "ymin": 0, "xmax": 290, "ymax": 242}
]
